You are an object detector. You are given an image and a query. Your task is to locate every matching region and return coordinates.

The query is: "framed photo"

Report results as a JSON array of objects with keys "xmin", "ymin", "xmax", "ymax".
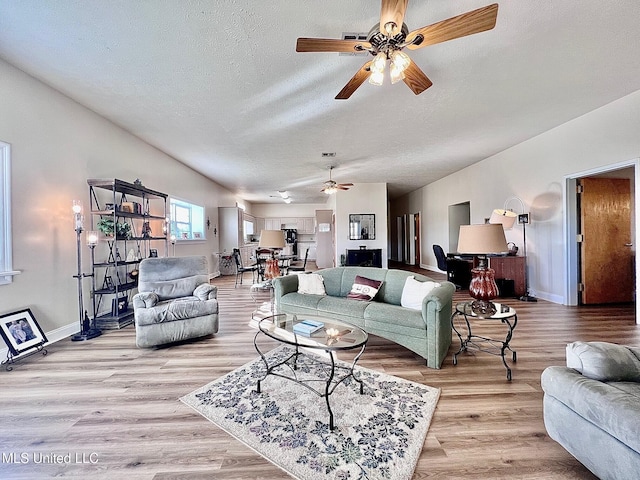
[
  {"xmin": 149, "ymin": 248, "xmax": 158, "ymax": 258},
  {"xmin": 111, "ymin": 296, "xmax": 129, "ymax": 316},
  {"xmin": 0, "ymin": 309, "xmax": 48, "ymax": 356}
]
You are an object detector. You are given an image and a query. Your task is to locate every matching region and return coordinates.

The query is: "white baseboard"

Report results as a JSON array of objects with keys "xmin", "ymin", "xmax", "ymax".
[{"xmin": 1, "ymin": 321, "xmax": 78, "ymax": 364}]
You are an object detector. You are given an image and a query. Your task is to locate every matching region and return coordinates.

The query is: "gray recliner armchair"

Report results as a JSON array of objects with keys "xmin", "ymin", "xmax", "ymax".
[{"xmin": 133, "ymin": 255, "xmax": 219, "ymax": 348}]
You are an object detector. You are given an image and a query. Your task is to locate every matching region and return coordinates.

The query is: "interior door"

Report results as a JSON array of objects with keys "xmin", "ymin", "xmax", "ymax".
[{"xmin": 579, "ymin": 177, "xmax": 634, "ymax": 304}]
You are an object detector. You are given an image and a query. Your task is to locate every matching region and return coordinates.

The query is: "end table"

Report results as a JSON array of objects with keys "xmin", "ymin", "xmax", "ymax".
[{"xmin": 451, "ymin": 302, "xmax": 518, "ymax": 380}]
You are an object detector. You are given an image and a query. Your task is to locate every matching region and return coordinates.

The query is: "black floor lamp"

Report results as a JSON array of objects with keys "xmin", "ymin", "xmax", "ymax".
[
  {"xmin": 489, "ymin": 197, "xmax": 537, "ymax": 303},
  {"xmin": 71, "ymin": 200, "xmax": 102, "ymax": 341}
]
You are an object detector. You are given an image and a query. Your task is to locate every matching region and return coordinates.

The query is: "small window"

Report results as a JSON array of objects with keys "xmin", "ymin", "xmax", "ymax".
[{"xmin": 169, "ymin": 198, "xmax": 205, "ymax": 241}]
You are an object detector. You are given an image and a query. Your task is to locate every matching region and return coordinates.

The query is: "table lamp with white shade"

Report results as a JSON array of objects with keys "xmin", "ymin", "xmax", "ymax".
[{"xmin": 258, "ymin": 230, "xmax": 286, "ymax": 279}]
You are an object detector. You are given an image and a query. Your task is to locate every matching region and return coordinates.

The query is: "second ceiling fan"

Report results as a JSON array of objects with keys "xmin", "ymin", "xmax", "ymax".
[{"xmin": 296, "ymin": 1, "xmax": 499, "ymax": 99}]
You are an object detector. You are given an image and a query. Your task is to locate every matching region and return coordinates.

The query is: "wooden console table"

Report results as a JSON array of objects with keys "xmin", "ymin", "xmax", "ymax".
[{"xmin": 488, "ymin": 256, "xmax": 526, "ymax": 297}]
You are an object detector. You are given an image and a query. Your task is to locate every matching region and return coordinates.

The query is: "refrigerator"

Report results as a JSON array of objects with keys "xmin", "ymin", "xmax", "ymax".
[{"xmin": 281, "ymin": 228, "xmax": 298, "ymax": 256}]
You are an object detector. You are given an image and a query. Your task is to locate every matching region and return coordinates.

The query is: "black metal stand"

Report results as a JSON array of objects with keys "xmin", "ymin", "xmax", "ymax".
[
  {"xmin": 2, "ymin": 342, "xmax": 47, "ymax": 371},
  {"xmin": 519, "ymin": 215, "xmax": 537, "ymax": 302},
  {"xmin": 71, "ymin": 227, "xmax": 101, "ymax": 342}
]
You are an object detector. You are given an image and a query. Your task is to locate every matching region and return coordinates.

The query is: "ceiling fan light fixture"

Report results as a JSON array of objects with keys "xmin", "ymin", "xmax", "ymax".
[
  {"xmin": 368, "ymin": 69, "xmax": 384, "ymax": 86},
  {"xmin": 391, "ymin": 50, "xmax": 410, "ymax": 72},
  {"xmin": 389, "ymin": 62, "xmax": 405, "ymax": 84},
  {"xmin": 370, "ymin": 52, "xmax": 387, "ymax": 73},
  {"xmin": 324, "ymin": 186, "xmax": 338, "ymax": 195}
]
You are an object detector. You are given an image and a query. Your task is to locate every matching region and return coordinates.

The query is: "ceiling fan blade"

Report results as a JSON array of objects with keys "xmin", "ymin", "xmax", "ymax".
[
  {"xmin": 296, "ymin": 38, "xmax": 372, "ymax": 53},
  {"xmin": 335, "ymin": 61, "xmax": 372, "ymax": 100},
  {"xmin": 380, "ymin": 0, "xmax": 409, "ymax": 37},
  {"xmin": 405, "ymin": 3, "xmax": 498, "ymax": 50},
  {"xmin": 339, "ymin": 183, "xmax": 354, "ymax": 187},
  {"xmin": 402, "ymin": 59, "xmax": 433, "ymax": 95}
]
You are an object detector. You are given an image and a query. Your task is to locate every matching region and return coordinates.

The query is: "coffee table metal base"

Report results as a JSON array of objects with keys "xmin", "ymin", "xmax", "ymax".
[{"xmin": 254, "ymin": 337, "xmax": 366, "ymax": 431}]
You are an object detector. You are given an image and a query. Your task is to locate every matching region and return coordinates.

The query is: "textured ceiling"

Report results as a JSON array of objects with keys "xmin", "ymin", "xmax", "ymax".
[{"xmin": 1, "ymin": 1, "xmax": 640, "ymax": 203}]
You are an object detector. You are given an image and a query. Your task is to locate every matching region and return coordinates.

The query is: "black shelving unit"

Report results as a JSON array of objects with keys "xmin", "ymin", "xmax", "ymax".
[{"xmin": 87, "ymin": 179, "xmax": 168, "ymax": 330}]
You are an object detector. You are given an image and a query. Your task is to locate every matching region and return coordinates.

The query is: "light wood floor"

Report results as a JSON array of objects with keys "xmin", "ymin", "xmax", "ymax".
[{"xmin": 1, "ymin": 264, "xmax": 638, "ymax": 479}]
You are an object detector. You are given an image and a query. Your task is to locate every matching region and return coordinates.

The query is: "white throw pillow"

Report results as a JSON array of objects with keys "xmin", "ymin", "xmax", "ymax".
[
  {"xmin": 401, "ymin": 276, "xmax": 440, "ymax": 310},
  {"xmin": 297, "ymin": 273, "xmax": 327, "ymax": 295}
]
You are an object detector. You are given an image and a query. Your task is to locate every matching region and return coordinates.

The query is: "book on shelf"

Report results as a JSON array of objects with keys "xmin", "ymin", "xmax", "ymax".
[{"xmin": 292, "ymin": 319, "xmax": 325, "ymax": 337}]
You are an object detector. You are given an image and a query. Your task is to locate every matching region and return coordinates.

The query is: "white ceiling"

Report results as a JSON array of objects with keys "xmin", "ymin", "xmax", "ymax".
[{"xmin": 1, "ymin": 1, "xmax": 640, "ymax": 204}]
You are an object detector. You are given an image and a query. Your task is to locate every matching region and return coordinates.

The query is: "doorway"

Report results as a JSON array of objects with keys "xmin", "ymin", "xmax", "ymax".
[
  {"xmin": 578, "ymin": 176, "xmax": 634, "ymax": 304},
  {"xmin": 448, "ymin": 202, "xmax": 471, "ymax": 252},
  {"xmin": 566, "ymin": 162, "xmax": 637, "ymax": 310}
]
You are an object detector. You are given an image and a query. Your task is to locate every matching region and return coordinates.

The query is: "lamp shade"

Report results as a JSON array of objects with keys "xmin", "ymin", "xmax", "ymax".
[
  {"xmin": 489, "ymin": 209, "xmax": 517, "ymax": 230},
  {"xmin": 457, "ymin": 224, "xmax": 508, "ymax": 255},
  {"xmin": 258, "ymin": 230, "xmax": 285, "ymax": 249}
]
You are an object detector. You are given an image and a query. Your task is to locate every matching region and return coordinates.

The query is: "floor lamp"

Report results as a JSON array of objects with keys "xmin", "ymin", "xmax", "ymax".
[
  {"xmin": 489, "ymin": 197, "xmax": 537, "ymax": 302},
  {"xmin": 71, "ymin": 200, "xmax": 102, "ymax": 341}
]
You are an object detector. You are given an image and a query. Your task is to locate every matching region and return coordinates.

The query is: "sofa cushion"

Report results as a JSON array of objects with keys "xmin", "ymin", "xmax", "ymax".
[
  {"xmin": 347, "ymin": 275, "xmax": 383, "ymax": 301},
  {"xmin": 316, "ymin": 296, "xmax": 370, "ymax": 319},
  {"xmin": 135, "ymin": 297, "xmax": 218, "ymax": 327},
  {"xmin": 363, "ymin": 302, "xmax": 426, "ymax": 334},
  {"xmin": 401, "ymin": 276, "xmax": 441, "ymax": 310},
  {"xmin": 279, "ymin": 292, "xmax": 324, "ymax": 311},
  {"xmin": 566, "ymin": 341, "xmax": 640, "ymax": 382},
  {"xmin": 297, "ymin": 273, "xmax": 326, "ymax": 295}
]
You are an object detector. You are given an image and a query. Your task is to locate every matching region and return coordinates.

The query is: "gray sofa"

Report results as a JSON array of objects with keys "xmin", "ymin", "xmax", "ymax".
[
  {"xmin": 133, "ymin": 256, "xmax": 219, "ymax": 348},
  {"xmin": 541, "ymin": 341, "xmax": 640, "ymax": 480},
  {"xmin": 272, "ymin": 267, "xmax": 455, "ymax": 368}
]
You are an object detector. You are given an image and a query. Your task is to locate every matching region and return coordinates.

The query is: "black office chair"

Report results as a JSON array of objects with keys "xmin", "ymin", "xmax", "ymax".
[
  {"xmin": 433, "ymin": 244, "xmax": 449, "ymax": 272},
  {"xmin": 288, "ymin": 248, "xmax": 310, "ymax": 273},
  {"xmin": 233, "ymin": 248, "xmax": 257, "ymax": 287},
  {"xmin": 433, "ymin": 244, "xmax": 469, "ymax": 290}
]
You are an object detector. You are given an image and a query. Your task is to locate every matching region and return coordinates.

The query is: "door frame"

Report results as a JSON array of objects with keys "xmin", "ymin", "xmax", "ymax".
[{"xmin": 564, "ymin": 158, "xmax": 639, "ymax": 321}]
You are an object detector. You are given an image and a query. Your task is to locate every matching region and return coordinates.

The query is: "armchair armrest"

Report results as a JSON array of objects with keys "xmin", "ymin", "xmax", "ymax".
[
  {"xmin": 194, "ymin": 283, "xmax": 218, "ymax": 301},
  {"xmin": 133, "ymin": 292, "xmax": 159, "ymax": 309}
]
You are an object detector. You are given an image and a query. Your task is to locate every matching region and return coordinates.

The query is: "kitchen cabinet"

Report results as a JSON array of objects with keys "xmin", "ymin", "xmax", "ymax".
[
  {"xmin": 264, "ymin": 218, "xmax": 280, "ymax": 230},
  {"xmin": 297, "ymin": 217, "xmax": 315, "ymax": 234}
]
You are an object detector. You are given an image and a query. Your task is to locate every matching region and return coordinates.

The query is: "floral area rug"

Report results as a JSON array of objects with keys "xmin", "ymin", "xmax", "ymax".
[{"xmin": 180, "ymin": 346, "xmax": 440, "ymax": 480}]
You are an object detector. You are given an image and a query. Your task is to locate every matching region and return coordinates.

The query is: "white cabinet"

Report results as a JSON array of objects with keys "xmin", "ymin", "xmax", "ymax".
[
  {"xmin": 264, "ymin": 218, "xmax": 280, "ymax": 230},
  {"xmin": 297, "ymin": 217, "xmax": 315, "ymax": 234}
]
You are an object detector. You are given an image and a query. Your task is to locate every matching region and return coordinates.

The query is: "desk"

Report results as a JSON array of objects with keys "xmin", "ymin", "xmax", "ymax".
[
  {"xmin": 447, "ymin": 254, "xmax": 526, "ymax": 297},
  {"xmin": 451, "ymin": 302, "xmax": 518, "ymax": 381}
]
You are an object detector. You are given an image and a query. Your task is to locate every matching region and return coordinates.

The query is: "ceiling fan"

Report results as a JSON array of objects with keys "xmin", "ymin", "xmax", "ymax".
[
  {"xmin": 296, "ymin": 1, "xmax": 498, "ymax": 99},
  {"xmin": 322, "ymin": 166, "xmax": 353, "ymax": 194}
]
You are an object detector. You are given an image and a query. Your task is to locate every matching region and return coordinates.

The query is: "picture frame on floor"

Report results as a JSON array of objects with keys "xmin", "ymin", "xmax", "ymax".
[
  {"xmin": 111, "ymin": 296, "xmax": 129, "ymax": 316},
  {"xmin": 0, "ymin": 308, "xmax": 48, "ymax": 356}
]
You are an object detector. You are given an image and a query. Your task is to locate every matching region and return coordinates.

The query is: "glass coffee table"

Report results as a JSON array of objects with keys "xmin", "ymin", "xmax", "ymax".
[{"xmin": 254, "ymin": 313, "xmax": 368, "ymax": 430}]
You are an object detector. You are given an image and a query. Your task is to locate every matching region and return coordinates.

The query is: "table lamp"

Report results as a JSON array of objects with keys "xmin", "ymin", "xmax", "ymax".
[
  {"xmin": 258, "ymin": 230, "xmax": 286, "ymax": 279},
  {"xmin": 457, "ymin": 224, "xmax": 509, "ymax": 316}
]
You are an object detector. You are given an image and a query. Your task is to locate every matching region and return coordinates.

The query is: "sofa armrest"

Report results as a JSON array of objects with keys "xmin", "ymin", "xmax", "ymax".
[
  {"xmin": 421, "ymin": 281, "xmax": 456, "ymax": 368},
  {"xmin": 194, "ymin": 283, "xmax": 217, "ymax": 301},
  {"xmin": 566, "ymin": 341, "xmax": 640, "ymax": 382},
  {"xmin": 133, "ymin": 292, "xmax": 159, "ymax": 309},
  {"xmin": 273, "ymin": 275, "xmax": 299, "ymax": 300}
]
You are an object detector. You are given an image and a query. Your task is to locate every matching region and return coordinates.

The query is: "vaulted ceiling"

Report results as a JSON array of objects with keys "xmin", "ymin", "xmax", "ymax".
[{"xmin": 1, "ymin": 1, "xmax": 640, "ymax": 203}]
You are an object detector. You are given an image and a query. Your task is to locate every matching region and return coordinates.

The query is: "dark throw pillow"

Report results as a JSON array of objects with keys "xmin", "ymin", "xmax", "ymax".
[{"xmin": 347, "ymin": 275, "xmax": 383, "ymax": 301}]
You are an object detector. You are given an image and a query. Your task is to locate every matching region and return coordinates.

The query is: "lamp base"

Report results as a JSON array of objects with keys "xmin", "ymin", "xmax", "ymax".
[
  {"xmin": 470, "ymin": 299, "xmax": 497, "ymax": 317},
  {"xmin": 71, "ymin": 329, "xmax": 102, "ymax": 341}
]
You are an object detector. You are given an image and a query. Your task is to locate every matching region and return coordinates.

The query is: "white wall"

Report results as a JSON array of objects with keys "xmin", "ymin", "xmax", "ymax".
[
  {"xmin": 0, "ymin": 58, "xmax": 239, "ymax": 341},
  {"xmin": 399, "ymin": 89, "xmax": 640, "ymax": 311},
  {"xmin": 335, "ymin": 184, "xmax": 388, "ymax": 268}
]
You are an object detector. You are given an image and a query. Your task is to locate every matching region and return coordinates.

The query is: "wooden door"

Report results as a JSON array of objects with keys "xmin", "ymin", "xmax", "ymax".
[{"xmin": 579, "ymin": 177, "xmax": 634, "ymax": 304}]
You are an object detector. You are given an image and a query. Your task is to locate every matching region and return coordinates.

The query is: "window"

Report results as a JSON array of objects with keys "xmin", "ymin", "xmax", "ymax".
[
  {"xmin": 0, "ymin": 141, "xmax": 18, "ymax": 284},
  {"xmin": 169, "ymin": 198, "xmax": 205, "ymax": 240}
]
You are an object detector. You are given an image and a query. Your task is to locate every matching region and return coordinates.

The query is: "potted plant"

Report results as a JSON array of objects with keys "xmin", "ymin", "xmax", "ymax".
[{"xmin": 97, "ymin": 218, "xmax": 132, "ymax": 240}]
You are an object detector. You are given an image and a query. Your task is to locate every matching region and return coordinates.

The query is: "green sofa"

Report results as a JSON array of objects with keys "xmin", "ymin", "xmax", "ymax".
[{"xmin": 272, "ymin": 267, "xmax": 455, "ymax": 368}]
